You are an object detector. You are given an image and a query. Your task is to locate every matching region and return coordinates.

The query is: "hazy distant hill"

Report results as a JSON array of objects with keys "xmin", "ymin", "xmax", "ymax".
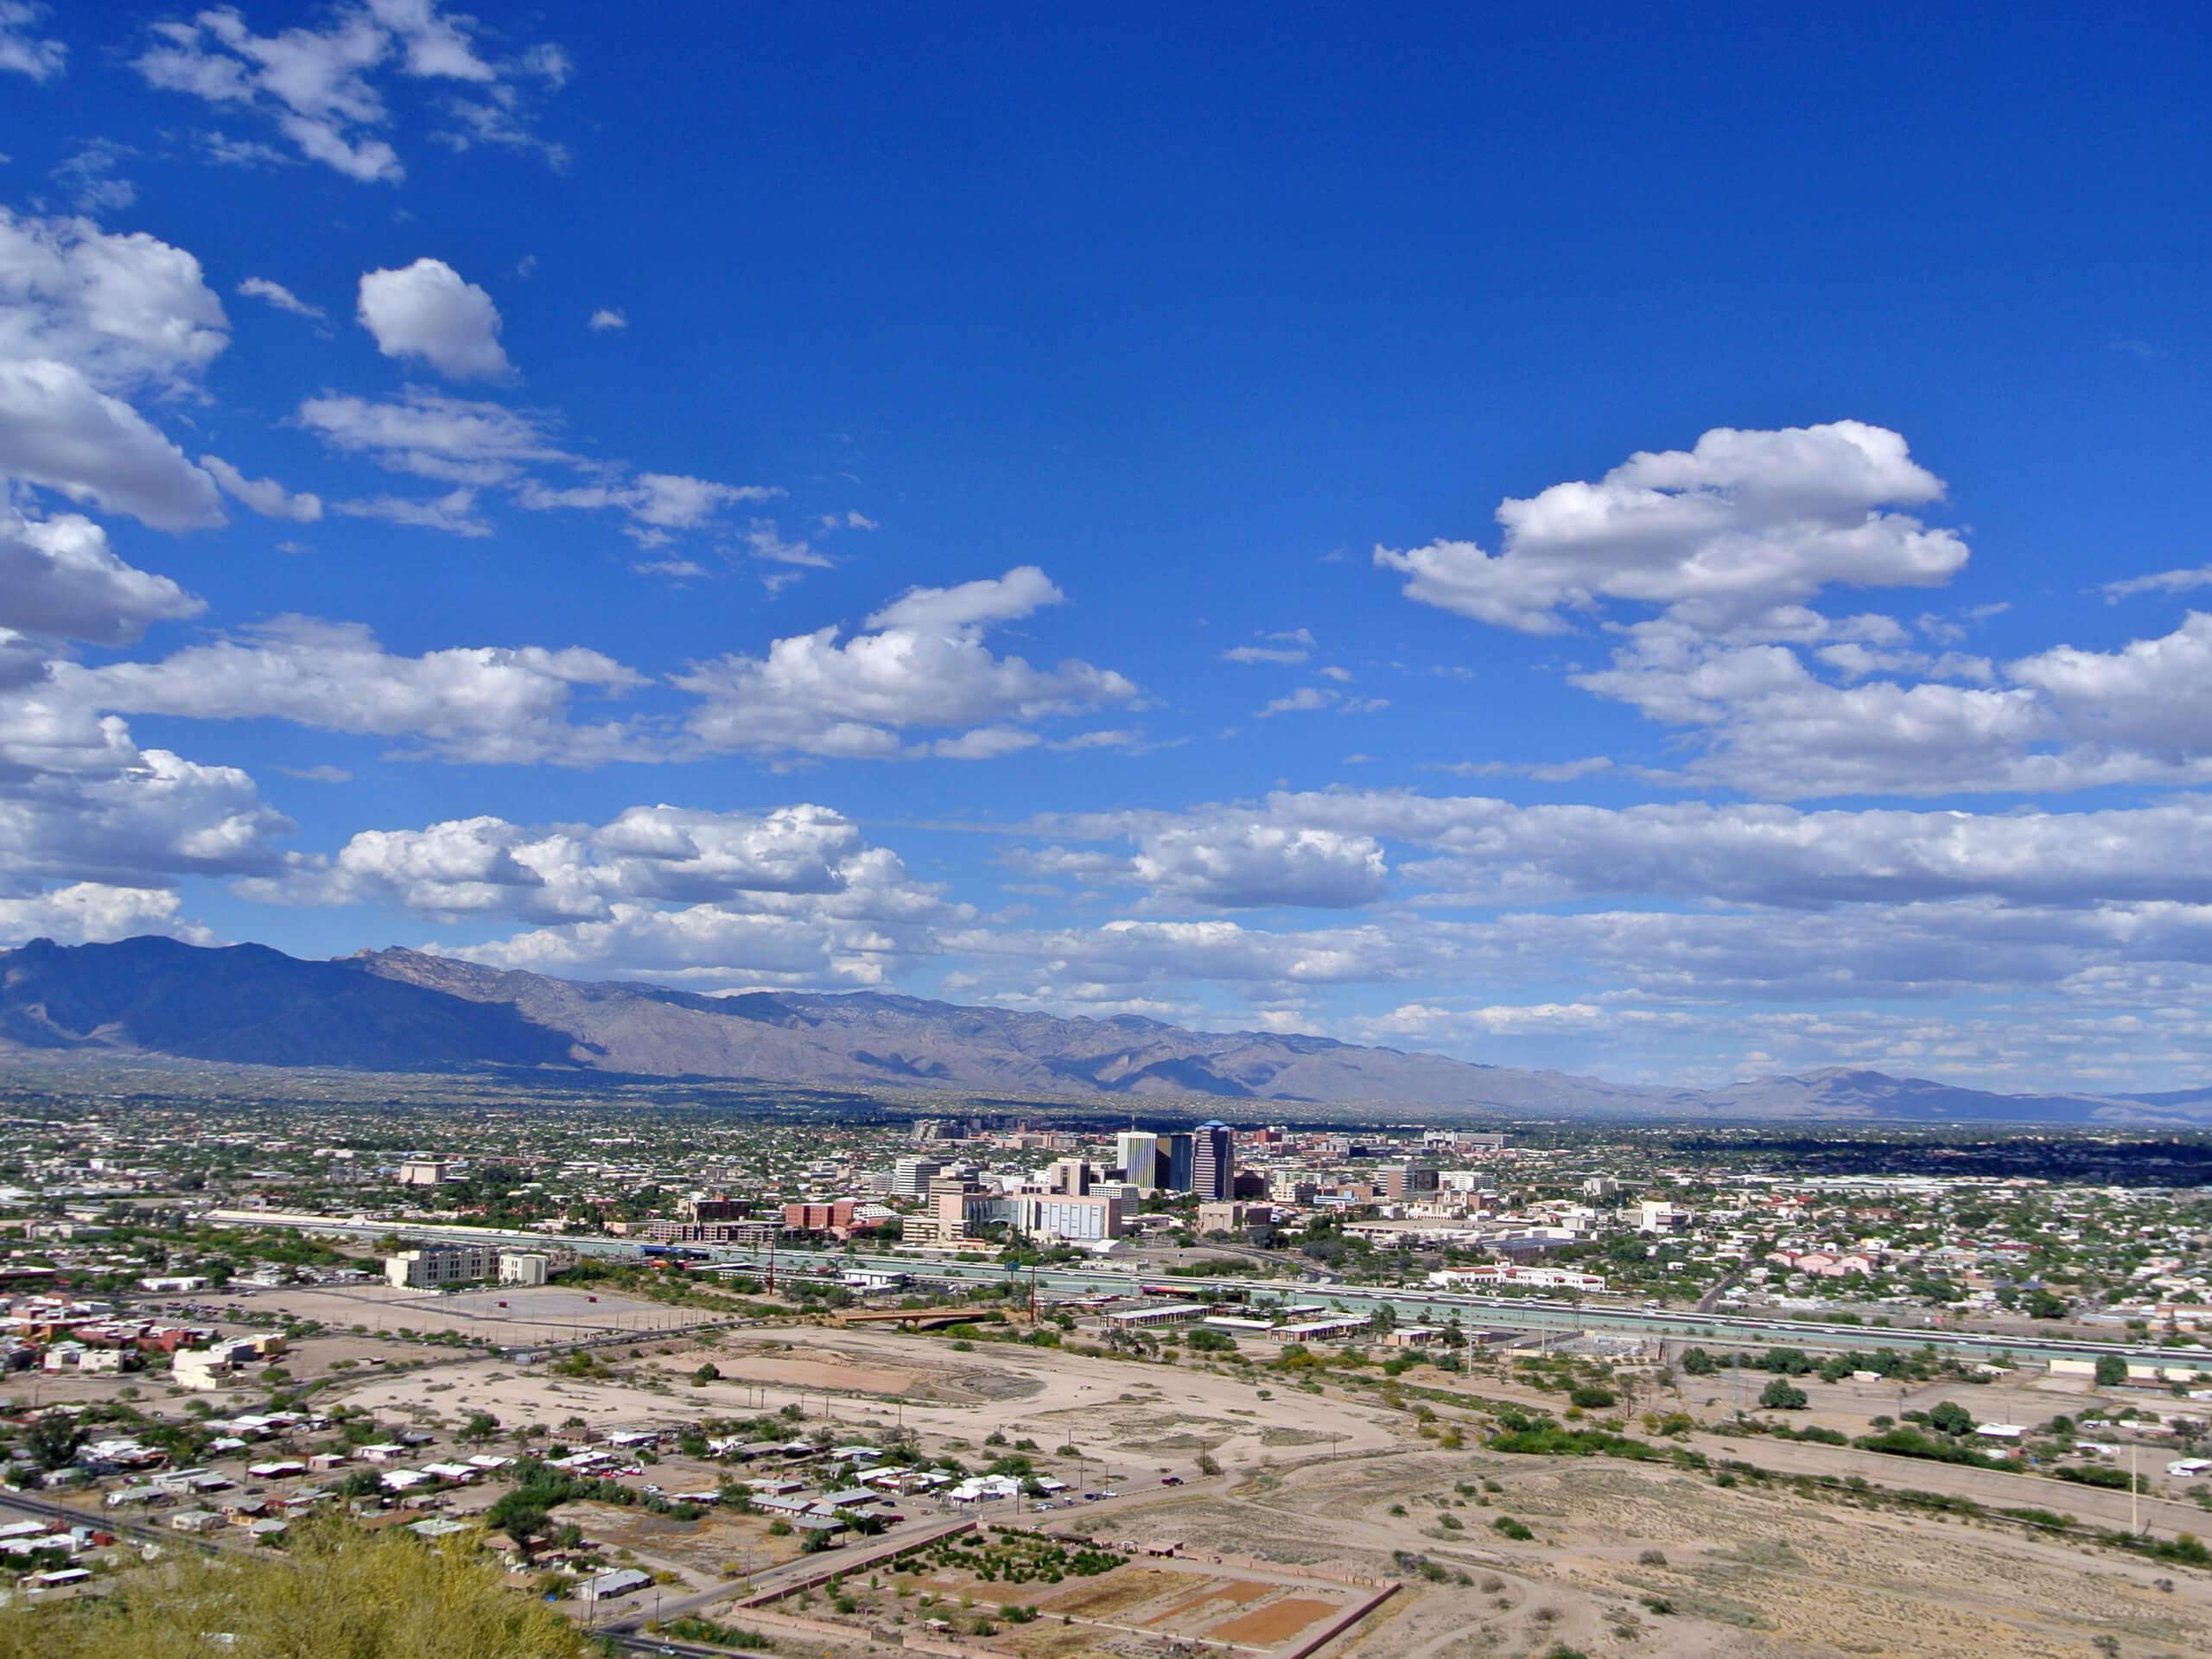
[
  {"xmin": 0, "ymin": 935, "xmax": 2196, "ymax": 1123},
  {"xmin": 0, "ymin": 937, "xmax": 573, "ymax": 1070},
  {"xmin": 352, "ymin": 945, "xmax": 1676, "ymax": 1111}
]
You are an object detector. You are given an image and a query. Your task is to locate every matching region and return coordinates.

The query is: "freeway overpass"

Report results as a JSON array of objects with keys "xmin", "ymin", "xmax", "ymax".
[{"xmin": 204, "ymin": 1209, "xmax": 2212, "ymax": 1377}]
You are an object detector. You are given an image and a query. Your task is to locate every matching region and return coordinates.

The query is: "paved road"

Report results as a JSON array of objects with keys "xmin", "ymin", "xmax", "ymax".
[
  {"xmin": 594, "ymin": 1515, "xmax": 977, "ymax": 1635},
  {"xmin": 1695, "ymin": 1268, "xmax": 1743, "ymax": 1315},
  {"xmin": 206, "ymin": 1211, "xmax": 2212, "ymax": 1376},
  {"xmin": 0, "ymin": 1484, "xmax": 177, "ymax": 1552},
  {"xmin": 699, "ymin": 1246, "xmax": 2212, "ymax": 1377}
]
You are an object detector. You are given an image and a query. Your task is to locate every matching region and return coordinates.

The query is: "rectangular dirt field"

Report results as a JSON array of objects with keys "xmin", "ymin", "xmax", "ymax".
[
  {"xmin": 1035, "ymin": 1567, "xmax": 1190, "ymax": 1619},
  {"xmin": 1204, "ymin": 1598, "xmax": 1346, "ymax": 1646}
]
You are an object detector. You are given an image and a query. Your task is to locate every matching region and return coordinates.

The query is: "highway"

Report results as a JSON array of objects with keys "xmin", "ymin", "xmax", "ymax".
[{"xmin": 204, "ymin": 1209, "xmax": 2212, "ymax": 1376}]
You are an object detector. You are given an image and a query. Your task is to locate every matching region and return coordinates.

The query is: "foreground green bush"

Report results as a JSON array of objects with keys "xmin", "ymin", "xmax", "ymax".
[{"xmin": 0, "ymin": 1520, "xmax": 581, "ymax": 1659}]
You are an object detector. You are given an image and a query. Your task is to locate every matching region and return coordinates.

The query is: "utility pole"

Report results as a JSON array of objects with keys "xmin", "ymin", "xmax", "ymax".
[{"xmin": 2132, "ymin": 1442, "xmax": 2141, "ymax": 1535}]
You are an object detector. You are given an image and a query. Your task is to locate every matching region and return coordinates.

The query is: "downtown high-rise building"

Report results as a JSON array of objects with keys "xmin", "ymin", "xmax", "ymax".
[
  {"xmin": 1191, "ymin": 1120, "xmax": 1235, "ymax": 1202},
  {"xmin": 1160, "ymin": 1131, "xmax": 1194, "ymax": 1193},
  {"xmin": 1115, "ymin": 1130, "xmax": 1160, "ymax": 1189}
]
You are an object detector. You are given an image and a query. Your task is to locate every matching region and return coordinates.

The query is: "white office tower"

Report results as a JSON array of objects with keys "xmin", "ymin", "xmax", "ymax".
[
  {"xmin": 1115, "ymin": 1130, "xmax": 1160, "ymax": 1190},
  {"xmin": 891, "ymin": 1155, "xmax": 944, "ymax": 1197}
]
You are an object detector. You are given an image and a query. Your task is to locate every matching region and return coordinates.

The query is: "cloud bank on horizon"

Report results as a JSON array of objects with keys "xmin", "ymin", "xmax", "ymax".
[{"xmin": 0, "ymin": 1, "xmax": 2206, "ymax": 1096}]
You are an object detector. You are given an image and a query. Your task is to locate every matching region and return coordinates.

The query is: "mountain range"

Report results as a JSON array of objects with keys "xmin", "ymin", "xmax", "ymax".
[{"xmin": 0, "ymin": 934, "xmax": 2198, "ymax": 1124}]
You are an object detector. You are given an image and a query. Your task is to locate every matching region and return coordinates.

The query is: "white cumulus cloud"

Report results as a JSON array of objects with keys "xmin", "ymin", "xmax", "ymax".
[
  {"xmin": 1022, "ymin": 788, "xmax": 2212, "ymax": 917},
  {"xmin": 0, "ymin": 210, "xmax": 230, "ymax": 392},
  {"xmin": 357, "ymin": 257, "xmax": 510, "ymax": 378},
  {"xmin": 0, "ymin": 3, "xmax": 62, "ymax": 83},
  {"xmin": 0, "ymin": 506, "xmax": 202, "ymax": 648},
  {"xmin": 1129, "ymin": 824, "xmax": 1387, "ymax": 910},
  {"xmin": 0, "ymin": 359, "xmax": 223, "ymax": 531},
  {"xmin": 676, "ymin": 567, "xmax": 1137, "ymax": 760},
  {"xmin": 302, "ymin": 390, "xmax": 774, "ymax": 541},
  {"xmin": 0, "ymin": 210, "xmax": 232, "ymax": 531},
  {"xmin": 200, "ymin": 454, "xmax": 322, "ymax": 522},
  {"xmin": 517, "ymin": 475, "xmax": 781, "ymax": 543},
  {"xmin": 246, "ymin": 802, "xmax": 875, "ymax": 922},
  {"xmin": 1378, "ymin": 421, "xmax": 1967, "ymax": 635},
  {"xmin": 331, "ymin": 486, "xmax": 489, "ymax": 537},
  {"xmin": 236, "ymin": 276, "xmax": 323, "ymax": 317},
  {"xmin": 1559, "ymin": 607, "xmax": 2212, "ymax": 798},
  {"xmin": 135, "ymin": 1, "xmax": 567, "ymax": 183},
  {"xmin": 300, "ymin": 388, "xmax": 563, "ymax": 483},
  {"xmin": 55, "ymin": 615, "xmax": 648, "ymax": 765},
  {"xmin": 0, "ymin": 674, "xmax": 292, "ymax": 925},
  {"xmin": 307, "ymin": 807, "xmax": 971, "ymax": 988},
  {"xmin": 0, "ymin": 885, "xmax": 213, "ymax": 947}
]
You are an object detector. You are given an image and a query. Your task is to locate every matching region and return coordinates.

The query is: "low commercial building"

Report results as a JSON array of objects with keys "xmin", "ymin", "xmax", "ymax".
[
  {"xmin": 1010, "ymin": 1192, "xmax": 1122, "ymax": 1242},
  {"xmin": 838, "ymin": 1268, "xmax": 905, "ymax": 1292},
  {"xmin": 1274, "ymin": 1316, "xmax": 1372, "ymax": 1343},
  {"xmin": 173, "ymin": 1334, "xmax": 283, "ymax": 1390},
  {"xmin": 383, "ymin": 1246, "xmax": 552, "ymax": 1290},
  {"xmin": 385, "ymin": 1244, "xmax": 498, "ymax": 1289},
  {"xmin": 1196, "ymin": 1202, "xmax": 1253, "ymax": 1234},
  {"xmin": 899, "ymin": 1215, "xmax": 967, "ymax": 1248},
  {"xmin": 1427, "ymin": 1264, "xmax": 1607, "ymax": 1292},
  {"xmin": 782, "ymin": 1201, "xmax": 858, "ymax": 1231},
  {"xmin": 1102, "ymin": 1301, "xmax": 1208, "ymax": 1329},
  {"xmin": 1382, "ymin": 1163, "xmax": 1440, "ymax": 1200},
  {"xmin": 686, "ymin": 1198, "xmax": 753, "ymax": 1222},
  {"xmin": 1379, "ymin": 1325, "xmax": 1449, "ymax": 1347},
  {"xmin": 637, "ymin": 1218, "xmax": 779, "ymax": 1244}
]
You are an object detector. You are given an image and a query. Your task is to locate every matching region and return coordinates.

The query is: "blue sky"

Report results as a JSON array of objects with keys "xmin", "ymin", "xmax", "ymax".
[{"xmin": 2, "ymin": 1, "xmax": 2211, "ymax": 1092}]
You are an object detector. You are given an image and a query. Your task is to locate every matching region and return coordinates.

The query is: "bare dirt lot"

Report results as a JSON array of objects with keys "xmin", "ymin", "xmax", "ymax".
[
  {"xmin": 1193, "ymin": 1448, "xmax": 2211, "ymax": 1658},
  {"xmin": 118, "ymin": 1293, "xmax": 2211, "ymax": 1656},
  {"xmin": 239, "ymin": 1281, "xmax": 690, "ymax": 1346},
  {"xmin": 326, "ymin": 1323, "xmax": 1406, "ymax": 1478}
]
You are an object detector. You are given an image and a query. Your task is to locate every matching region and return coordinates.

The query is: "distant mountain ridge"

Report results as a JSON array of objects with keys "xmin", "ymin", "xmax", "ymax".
[{"xmin": 0, "ymin": 935, "xmax": 2197, "ymax": 1123}]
